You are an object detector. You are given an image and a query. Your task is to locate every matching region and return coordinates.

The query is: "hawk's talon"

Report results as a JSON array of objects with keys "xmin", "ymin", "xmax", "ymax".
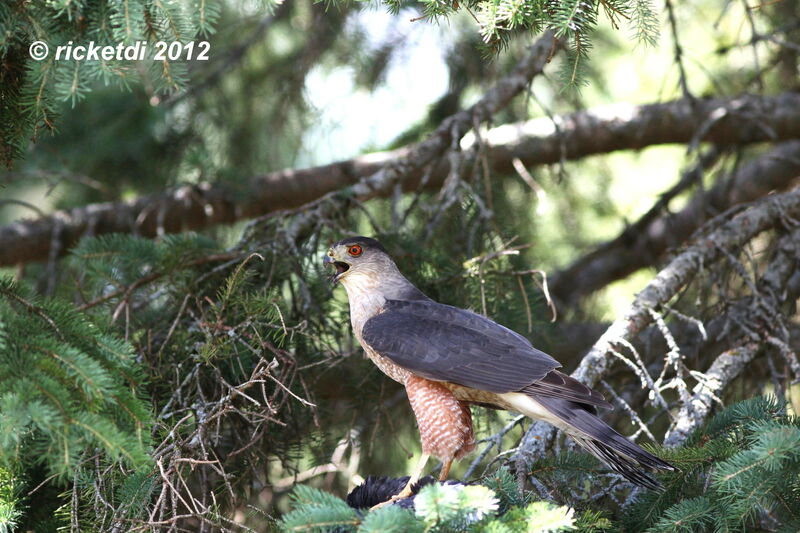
[
  {"xmin": 369, "ymin": 486, "xmax": 415, "ymax": 510},
  {"xmin": 369, "ymin": 452, "xmax": 430, "ymax": 510}
]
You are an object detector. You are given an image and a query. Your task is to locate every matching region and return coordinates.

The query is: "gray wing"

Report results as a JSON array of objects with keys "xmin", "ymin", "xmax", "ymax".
[{"xmin": 360, "ymin": 299, "xmax": 561, "ymax": 393}]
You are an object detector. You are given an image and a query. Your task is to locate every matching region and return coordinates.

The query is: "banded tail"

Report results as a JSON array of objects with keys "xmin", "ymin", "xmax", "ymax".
[
  {"xmin": 502, "ymin": 390, "xmax": 676, "ymax": 489},
  {"xmin": 532, "ymin": 395, "xmax": 676, "ymax": 489}
]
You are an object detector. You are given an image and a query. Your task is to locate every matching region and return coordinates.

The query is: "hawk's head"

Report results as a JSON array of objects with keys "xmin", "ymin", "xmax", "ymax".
[{"xmin": 323, "ymin": 236, "xmax": 392, "ymax": 286}]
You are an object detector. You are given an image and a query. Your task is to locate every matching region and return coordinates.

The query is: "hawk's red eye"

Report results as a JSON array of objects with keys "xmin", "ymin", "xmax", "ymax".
[{"xmin": 348, "ymin": 245, "xmax": 363, "ymax": 257}]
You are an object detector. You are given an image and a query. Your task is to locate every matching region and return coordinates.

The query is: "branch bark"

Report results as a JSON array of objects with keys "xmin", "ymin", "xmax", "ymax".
[
  {"xmin": 550, "ymin": 141, "xmax": 800, "ymax": 306},
  {"xmin": 515, "ymin": 186, "xmax": 800, "ymax": 466},
  {"xmin": 4, "ymin": 91, "xmax": 800, "ymax": 266},
  {"xmin": 662, "ymin": 344, "xmax": 759, "ymax": 445}
]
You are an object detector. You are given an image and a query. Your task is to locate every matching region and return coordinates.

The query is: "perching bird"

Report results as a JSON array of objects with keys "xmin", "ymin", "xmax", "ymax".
[{"xmin": 324, "ymin": 236, "xmax": 675, "ymax": 503}]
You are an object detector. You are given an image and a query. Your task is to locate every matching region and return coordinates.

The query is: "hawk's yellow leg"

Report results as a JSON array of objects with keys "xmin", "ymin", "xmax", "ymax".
[{"xmin": 370, "ymin": 452, "xmax": 431, "ymax": 510}]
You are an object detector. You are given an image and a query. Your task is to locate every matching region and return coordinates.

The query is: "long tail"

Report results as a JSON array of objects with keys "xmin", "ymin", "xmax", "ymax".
[{"xmin": 527, "ymin": 395, "xmax": 676, "ymax": 489}]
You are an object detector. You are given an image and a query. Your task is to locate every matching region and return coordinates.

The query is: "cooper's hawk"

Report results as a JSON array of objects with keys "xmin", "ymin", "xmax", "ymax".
[{"xmin": 324, "ymin": 236, "xmax": 674, "ymax": 503}]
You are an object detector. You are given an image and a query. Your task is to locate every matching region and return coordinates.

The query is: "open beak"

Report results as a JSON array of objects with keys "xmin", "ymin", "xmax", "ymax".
[{"xmin": 323, "ymin": 253, "xmax": 350, "ymax": 285}]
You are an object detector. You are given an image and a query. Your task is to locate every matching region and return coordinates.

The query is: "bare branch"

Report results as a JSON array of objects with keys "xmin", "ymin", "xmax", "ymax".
[
  {"xmin": 664, "ymin": 226, "xmax": 800, "ymax": 446},
  {"xmin": 516, "ymin": 186, "xmax": 800, "ymax": 464},
  {"xmin": 5, "ymin": 91, "xmax": 800, "ymax": 266},
  {"xmin": 663, "ymin": 344, "xmax": 758, "ymax": 447}
]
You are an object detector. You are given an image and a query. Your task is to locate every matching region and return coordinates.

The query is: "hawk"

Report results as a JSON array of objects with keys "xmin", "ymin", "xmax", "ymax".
[{"xmin": 324, "ymin": 236, "xmax": 674, "ymax": 503}]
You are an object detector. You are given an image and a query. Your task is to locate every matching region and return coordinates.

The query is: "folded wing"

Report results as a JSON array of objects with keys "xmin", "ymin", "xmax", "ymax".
[{"xmin": 361, "ymin": 299, "xmax": 562, "ymax": 393}]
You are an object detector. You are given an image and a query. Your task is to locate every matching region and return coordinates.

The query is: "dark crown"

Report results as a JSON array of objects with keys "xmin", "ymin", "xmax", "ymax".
[{"xmin": 334, "ymin": 236, "xmax": 388, "ymax": 254}]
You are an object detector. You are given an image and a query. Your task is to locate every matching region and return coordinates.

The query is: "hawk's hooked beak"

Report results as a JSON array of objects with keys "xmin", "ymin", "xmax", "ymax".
[{"xmin": 323, "ymin": 252, "xmax": 350, "ymax": 285}]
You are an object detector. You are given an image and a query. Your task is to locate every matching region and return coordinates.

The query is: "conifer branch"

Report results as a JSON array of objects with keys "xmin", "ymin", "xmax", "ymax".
[
  {"xmin": 76, "ymin": 251, "xmax": 239, "ymax": 311},
  {"xmin": 279, "ymin": 29, "xmax": 562, "ymax": 243},
  {"xmin": 625, "ymin": 396, "xmax": 800, "ymax": 531},
  {"xmin": 516, "ymin": 186, "xmax": 800, "ymax": 465},
  {"xmin": 0, "ymin": 282, "xmax": 64, "ymax": 339},
  {"xmin": 165, "ymin": 11, "xmax": 279, "ymax": 107},
  {"xmin": 4, "ymin": 92, "xmax": 800, "ymax": 266},
  {"xmin": 550, "ymin": 140, "xmax": 800, "ymax": 306}
]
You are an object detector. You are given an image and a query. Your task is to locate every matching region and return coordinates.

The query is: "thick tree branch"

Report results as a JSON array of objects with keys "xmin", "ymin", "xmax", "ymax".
[
  {"xmin": 278, "ymin": 30, "xmax": 561, "ymax": 243},
  {"xmin": 4, "ymin": 91, "xmax": 800, "ymax": 266},
  {"xmin": 480, "ymin": 92, "xmax": 800, "ymax": 168},
  {"xmin": 550, "ymin": 141, "xmax": 800, "ymax": 306},
  {"xmin": 515, "ymin": 186, "xmax": 800, "ymax": 467}
]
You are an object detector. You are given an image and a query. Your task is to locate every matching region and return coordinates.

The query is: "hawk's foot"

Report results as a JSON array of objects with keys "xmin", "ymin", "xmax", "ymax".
[{"xmin": 368, "ymin": 484, "xmax": 415, "ymax": 510}]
